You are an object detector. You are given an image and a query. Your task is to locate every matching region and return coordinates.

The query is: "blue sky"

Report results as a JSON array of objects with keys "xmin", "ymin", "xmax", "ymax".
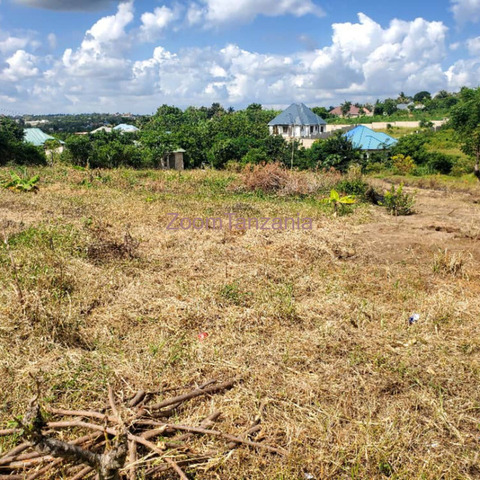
[{"xmin": 0, "ymin": 0, "xmax": 479, "ymax": 113}]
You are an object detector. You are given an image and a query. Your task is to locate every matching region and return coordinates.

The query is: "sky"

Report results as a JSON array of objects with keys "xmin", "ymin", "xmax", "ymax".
[{"xmin": 0, "ymin": 0, "xmax": 480, "ymax": 114}]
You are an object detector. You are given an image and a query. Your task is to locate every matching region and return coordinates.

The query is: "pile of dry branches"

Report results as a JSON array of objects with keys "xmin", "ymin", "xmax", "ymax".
[{"xmin": 0, "ymin": 378, "xmax": 285, "ymax": 479}]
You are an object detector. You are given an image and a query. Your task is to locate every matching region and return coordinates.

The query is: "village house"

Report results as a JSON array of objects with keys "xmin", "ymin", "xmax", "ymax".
[
  {"xmin": 343, "ymin": 125, "xmax": 397, "ymax": 158},
  {"xmin": 268, "ymin": 103, "xmax": 327, "ymax": 139},
  {"xmin": 24, "ymin": 128, "xmax": 64, "ymax": 153},
  {"xmin": 329, "ymin": 105, "xmax": 373, "ymax": 118}
]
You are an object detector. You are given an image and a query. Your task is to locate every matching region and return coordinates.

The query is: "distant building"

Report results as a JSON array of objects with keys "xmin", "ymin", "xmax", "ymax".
[
  {"xmin": 397, "ymin": 102, "xmax": 414, "ymax": 111},
  {"xmin": 113, "ymin": 124, "xmax": 139, "ymax": 133},
  {"xmin": 24, "ymin": 128, "xmax": 64, "ymax": 154},
  {"xmin": 268, "ymin": 103, "xmax": 326, "ymax": 139},
  {"xmin": 329, "ymin": 105, "xmax": 373, "ymax": 118},
  {"xmin": 91, "ymin": 126, "xmax": 113, "ymax": 134},
  {"xmin": 343, "ymin": 125, "xmax": 397, "ymax": 156}
]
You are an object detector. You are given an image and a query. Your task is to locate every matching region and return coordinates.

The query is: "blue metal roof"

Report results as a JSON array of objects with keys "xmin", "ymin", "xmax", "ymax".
[
  {"xmin": 268, "ymin": 103, "xmax": 326, "ymax": 126},
  {"xmin": 343, "ymin": 125, "xmax": 398, "ymax": 150}
]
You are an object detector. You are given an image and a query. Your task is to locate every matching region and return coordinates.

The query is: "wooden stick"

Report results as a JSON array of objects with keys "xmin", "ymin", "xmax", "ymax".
[
  {"xmin": 160, "ymin": 411, "xmax": 221, "ymax": 447},
  {"xmin": 0, "ymin": 442, "xmax": 31, "ymax": 465},
  {"xmin": 147, "ymin": 379, "xmax": 237, "ymax": 411},
  {"xmin": 0, "ymin": 429, "xmax": 21, "ymax": 436},
  {"xmin": 70, "ymin": 465, "xmax": 94, "ymax": 480},
  {"xmin": 127, "ymin": 391, "xmax": 146, "ymax": 408},
  {"xmin": 127, "ymin": 439, "xmax": 137, "ymax": 480},
  {"xmin": 226, "ymin": 424, "xmax": 262, "ymax": 449},
  {"xmin": 108, "ymin": 385, "xmax": 122, "ymax": 426},
  {"xmin": 160, "ymin": 424, "xmax": 286, "ymax": 455},
  {"xmin": 26, "ymin": 457, "xmax": 64, "ymax": 480},
  {"xmin": 164, "ymin": 457, "xmax": 188, "ymax": 480},
  {"xmin": 127, "ymin": 435, "xmax": 187, "ymax": 480},
  {"xmin": 0, "ymin": 432, "xmax": 101, "ymax": 467},
  {"xmin": 45, "ymin": 407, "xmax": 117, "ymax": 424}
]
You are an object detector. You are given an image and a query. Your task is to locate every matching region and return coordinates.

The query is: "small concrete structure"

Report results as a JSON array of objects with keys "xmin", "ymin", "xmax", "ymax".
[{"xmin": 161, "ymin": 149, "xmax": 185, "ymax": 170}]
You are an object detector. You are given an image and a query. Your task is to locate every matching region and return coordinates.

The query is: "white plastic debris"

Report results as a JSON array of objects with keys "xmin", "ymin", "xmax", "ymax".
[{"xmin": 409, "ymin": 313, "xmax": 420, "ymax": 325}]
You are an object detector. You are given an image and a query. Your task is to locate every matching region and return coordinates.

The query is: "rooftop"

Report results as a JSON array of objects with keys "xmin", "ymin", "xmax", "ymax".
[
  {"xmin": 113, "ymin": 124, "xmax": 139, "ymax": 132},
  {"xmin": 268, "ymin": 103, "xmax": 326, "ymax": 126},
  {"xmin": 24, "ymin": 128, "xmax": 59, "ymax": 146},
  {"xmin": 344, "ymin": 125, "xmax": 398, "ymax": 150}
]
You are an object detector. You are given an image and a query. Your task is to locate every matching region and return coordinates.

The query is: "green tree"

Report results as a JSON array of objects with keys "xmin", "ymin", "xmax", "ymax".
[
  {"xmin": 390, "ymin": 133, "xmax": 429, "ymax": 165},
  {"xmin": 383, "ymin": 99, "xmax": 398, "ymax": 116},
  {"xmin": 64, "ymin": 135, "xmax": 93, "ymax": 167},
  {"xmin": 341, "ymin": 101, "xmax": 352, "ymax": 117},
  {"xmin": 413, "ymin": 91, "xmax": 431, "ymax": 103},
  {"xmin": 449, "ymin": 87, "xmax": 480, "ymax": 180},
  {"xmin": 309, "ymin": 132, "xmax": 361, "ymax": 172},
  {"xmin": 0, "ymin": 117, "xmax": 46, "ymax": 166}
]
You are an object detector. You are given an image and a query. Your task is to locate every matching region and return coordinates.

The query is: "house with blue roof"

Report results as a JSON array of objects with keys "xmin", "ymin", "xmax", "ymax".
[
  {"xmin": 343, "ymin": 125, "xmax": 397, "ymax": 156},
  {"xmin": 268, "ymin": 103, "xmax": 326, "ymax": 139}
]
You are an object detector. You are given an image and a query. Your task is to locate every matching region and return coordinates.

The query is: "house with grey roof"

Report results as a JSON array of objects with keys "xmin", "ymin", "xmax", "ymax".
[{"xmin": 268, "ymin": 103, "xmax": 326, "ymax": 139}]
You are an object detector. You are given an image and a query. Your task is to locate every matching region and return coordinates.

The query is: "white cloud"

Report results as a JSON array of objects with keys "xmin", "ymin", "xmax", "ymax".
[
  {"xmin": 451, "ymin": 0, "xmax": 480, "ymax": 24},
  {"xmin": 1, "ymin": 50, "xmax": 39, "ymax": 81},
  {"xmin": 0, "ymin": 36, "xmax": 29, "ymax": 54},
  {"xmin": 81, "ymin": 0, "xmax": 134, "ymax": 54},
  {"xmin": 139, "ymin": 6, "xmax": 177, "ymax": 42},
  {"xmin": 467, "ymin": 36, "xmax": 480, "ymax": 55},
  {"xmin": 446, "ymin": 58, "xmax": 480, "ymax": 88},
  {"xmin": 59, "ymin": 1, "xmax": 134, "ymax": 78},
  {"xmin": 4, "ymin": 10, "xmax": 480, "ymax": 114},
  {"xmin": 188, "ymin": 0, "xmax": 324, "ymax": 27}
]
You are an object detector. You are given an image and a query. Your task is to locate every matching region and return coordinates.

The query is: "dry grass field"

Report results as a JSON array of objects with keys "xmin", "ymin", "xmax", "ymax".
[{"xmin": 1, "ymin": 166, "xmax": 480, "ymax": 479}]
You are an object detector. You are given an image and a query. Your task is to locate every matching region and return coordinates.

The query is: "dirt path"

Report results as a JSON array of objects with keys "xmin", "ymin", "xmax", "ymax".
[{"xmin": 354, "ymin": 186, "xmax": 480, "ymax": 265}]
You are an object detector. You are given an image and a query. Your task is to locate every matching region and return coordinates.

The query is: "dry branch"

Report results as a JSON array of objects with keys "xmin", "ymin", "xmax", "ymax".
[{"xmin": 0, "ymin": 378, "xmax": 284, "ymax": 479}]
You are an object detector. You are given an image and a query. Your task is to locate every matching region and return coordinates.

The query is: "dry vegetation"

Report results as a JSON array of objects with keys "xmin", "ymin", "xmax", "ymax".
[{"xmin": 1, "ymin": 165, "xmax": 480, "ymax": 479}]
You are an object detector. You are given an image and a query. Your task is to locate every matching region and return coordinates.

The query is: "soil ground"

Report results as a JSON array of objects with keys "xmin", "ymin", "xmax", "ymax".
[{"xmin": 1, "ymin": 167, "xmax": 480, "ymax": 479}]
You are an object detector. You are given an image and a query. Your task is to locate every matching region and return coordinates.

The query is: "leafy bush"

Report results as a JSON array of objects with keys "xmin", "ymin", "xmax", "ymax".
[
  {"xmin": 322, "ymin": 189, "xmax": 356, "ymax": 215},
  {"xmin": 390, "ymin": 133, "xmax": 429, "ymax": 165},
  {"xmin": 364, "ymin": 161, "xmax": 388, "ymax": 174},
  {"xmin": 309, "ymin": 133, "xmax": 361, "ymax": 172},
  {"xmin": 0, "ymin": 117, "xmax": 46, "ymax": 166},
  {"xmin": 391, "ymin": 154, "xmax": 416, "ymax": 175},
  {"xmin": 1, "ymin": 169, "xmax": 39, "ymax": 193},
  {"xmin": 382, "ymin": 183, "xmax": 415, "ymax": 215},
  {"xmin": 335, "ymin": 178, "xmax": 367, "ymax": 196},
  {"xmin": 426, "ymin": 152, "xmax": 454, "ymax": 174}
]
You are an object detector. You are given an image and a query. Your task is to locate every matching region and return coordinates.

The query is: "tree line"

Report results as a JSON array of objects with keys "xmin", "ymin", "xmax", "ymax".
[{"xmin": 1, "ymin": 87, "xmax": 479, "ymax": 180}]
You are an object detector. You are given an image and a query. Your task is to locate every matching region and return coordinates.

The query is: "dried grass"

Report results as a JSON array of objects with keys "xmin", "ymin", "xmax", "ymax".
[{"xmin": 0, "ymin": 166, "xmax": 480, "ymax": 479}]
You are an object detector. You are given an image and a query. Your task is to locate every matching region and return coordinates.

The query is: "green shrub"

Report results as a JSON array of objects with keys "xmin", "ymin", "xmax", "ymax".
[
  {"xmin": 391, "ymin": 154, "xmax": 416, "ymax": 175},
  {"xmin": 426, "ymin": 152, "xmax": 454, "ymax": 174},
  {"xmin": 382, "ymin": 183, "xmax": 415, "ymax": 215},
  {"xmin": 335, "ymin": 178, "xmax": 368, "ymax": 196},
  {"xmin": 365, "ymin": 161, "xmax": 388, "ymax": 174},
  {"xmin": 1, "ymin": 169, "xmax": 39, "ymax": 193}
]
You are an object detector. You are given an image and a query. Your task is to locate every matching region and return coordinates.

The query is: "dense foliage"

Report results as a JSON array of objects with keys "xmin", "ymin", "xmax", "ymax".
[
  {"xmin": 0, "ymin": 117, "xmax": 46, "ymax": 166},
  {"xmin": 449, "ymin": 87, "xmax": 480, "ymax": 179},
  {"xmin": 64, "ymin": 130, "xmax": 143, "ymax": 168}
]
